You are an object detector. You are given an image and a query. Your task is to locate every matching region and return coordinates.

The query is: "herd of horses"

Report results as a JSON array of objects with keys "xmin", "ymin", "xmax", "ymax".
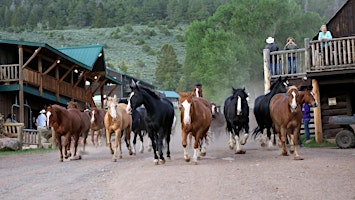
[{"xmin": 45, "ymin": 77, "xmax": 317, "ymax": 164}]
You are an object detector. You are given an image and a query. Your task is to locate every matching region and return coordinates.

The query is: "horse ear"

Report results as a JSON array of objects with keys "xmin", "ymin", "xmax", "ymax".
[{"xmin": 130, "ymin": 79, "xmax": 136, "ymax": 89}]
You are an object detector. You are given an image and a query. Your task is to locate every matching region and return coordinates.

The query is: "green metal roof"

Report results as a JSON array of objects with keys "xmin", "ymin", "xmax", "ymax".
[
  {"xmin": 57, "ymin": 45, "xmax": 104, "ymax": 70},
  {"xmin": 0, "ymin": 39, "xmax": 91, "ymax": 70}
]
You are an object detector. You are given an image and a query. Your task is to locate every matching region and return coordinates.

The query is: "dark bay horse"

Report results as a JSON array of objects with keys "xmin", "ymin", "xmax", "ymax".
[
  {"xmin": 252, "ymin": 76, "xmax": 289, "ymax": 147},
  {"xmin": 89, "ymin": 107, "xmax": 106, "ymax": 147},
  {"xmin": 223, "ymin": 87, "xmax": 250, "ymax": 154},
  {"xmin": 105, "ymin": 95, "xmax": 133, "ymax": 162},
  {"xmin": 126, "ymin": 80, "xmax": 175, "ymax": 165},
  {"xmin": 270, "ymin": 86, "xmax": 317, "ymax": 160},
  {"xmin": 179, "ymin": 92, "xmax": 212, "ymax": 164},
  {"xmin": 46, "ymin": 104, "xmax": 84, "ymax": 162}
]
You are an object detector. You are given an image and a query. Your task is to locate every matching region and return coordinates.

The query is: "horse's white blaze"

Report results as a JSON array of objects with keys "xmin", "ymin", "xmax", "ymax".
[
  {"xmin": 182, "ymin": 100, "xmax": 191, "ymax": 125},
  {"xmin": 109, "ymin": 103, "xmax": 117, "ymax": 119},
  {"xmin": 46, "ymin": 111, "xmax": 51, "ymax": 128},
  {"xmin": 211, "ymin": 104, "xmax": 216, "ymax": 115},
  {"xmin": 291, "ymin": 91, "xmax": 297, "ymax": 110},
  {"xmin": 126, "ymin": 92, "xmax": 134, "ymax": 113},
  {"xmin": 195, "ymin": 88, "xmax": 200, "ymax": 97},
  {"xmin": 237, "ymin": 96, "xmax": 242, "ymax": 115},
  {"xmin": 90, "ymin": 110, "xmax": 95, "ymax": 123}
]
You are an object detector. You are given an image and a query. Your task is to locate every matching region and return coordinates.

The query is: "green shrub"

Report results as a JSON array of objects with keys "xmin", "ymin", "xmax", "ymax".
[
  {"xmin": 124, "ymin": 24, "xmax": 133, "ymax": 32},
  {"xmin": 175, "ymin": 34, "xmax": 184, "ymax": 42}
]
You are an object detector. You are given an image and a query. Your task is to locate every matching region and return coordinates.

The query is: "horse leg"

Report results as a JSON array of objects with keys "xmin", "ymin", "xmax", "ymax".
[
  {"xmin": 165, "ymin": 130, "xmax": 171, "ymax": 159},
  {"xmin": 132, "ymin": 130, "xmax": 138, "ymax": 155},
  {"xmin": 241, "ymin": 122, "xmax": 250, "ymax": 145},
  {"xmin": 148, "ymin": 131, "xmax": 159, "ymax": 165},
  {"xmin": 56, "ymin": 134, "xmax": 64, "ymax": 162},
  {"xmin": 192, "ymin": 133, "xmax": 200, "ymax": 164},
  {"xmin": 288, "ymin": 132, "xmax": 295, "ymax": 154},
  {"xmin": 112, "ymin": 129, "xmax": 122, "ymax": 162},
  {"xmin": 293, "ymin": 129, "xmax": 303, "ymax": 160},
  {"xmin": 105, "ymin": 129, "xmax": 114, "ymax": 155},
  {"xmin": 71, "ymin": 134, "xmax": 81, "ymax": 160},
  {"xmin": 90, "ymin": 129, "xmax": 95, "ymax": 146},
  {"xmin": 188, "ymin": 133, "xmax": 193, "ymax": 149},
  {"xmin": 280, "ymin": 128, "xmax": 288, "ymax": 156},
  {"xmin": 124, "ymin": 128, "xmax": 133, "ymax": 155},
  {"xmin": 157, "ymin": 129, "xmax": 165, "ymax": 164},
  {"xmin": 64, "ymin": 134, "xmax": 72, "ymax": 159},
  {"xmin": 139, "ymin": 131, "xmax": 144, "ymax": 153},
  {"xmin": 234, "ymin": 127, "xmax": 245, "ymax": 154},
  {"xmin": 182, "ymin": 130, "xmax": 190, "ymax": 162}
]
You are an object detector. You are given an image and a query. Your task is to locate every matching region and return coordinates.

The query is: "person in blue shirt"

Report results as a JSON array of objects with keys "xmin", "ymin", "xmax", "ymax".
[
  {"xmin": 302, "ymin": 85, "xmax": 313, "ymax": 144},
  {"xmin": 318, "ymin": 25, "xmax": 333, "ymax": 65}
]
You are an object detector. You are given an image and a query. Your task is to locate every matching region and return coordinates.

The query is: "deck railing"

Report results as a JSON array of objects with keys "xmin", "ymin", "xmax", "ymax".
[{"xmin": 265, "ymin": 36, "xmax": 355, "ymax": 78}]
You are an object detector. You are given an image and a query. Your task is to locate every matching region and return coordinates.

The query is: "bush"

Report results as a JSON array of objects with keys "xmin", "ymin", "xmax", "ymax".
[
  {"xmin": 175, "ymin": 34, "xmax": 184, "ymax": 42},
  {"xmin": 124, "ymin": 24, "xmax": 133, "ymax": 32},
  {"xmin": 142, "ymin": 44, "xmax": 152, "ymax": 52}
]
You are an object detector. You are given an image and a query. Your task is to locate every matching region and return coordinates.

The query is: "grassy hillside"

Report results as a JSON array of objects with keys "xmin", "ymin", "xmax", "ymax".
[{"xmin": 0, "ymin": 25, "xmax": 187, "ymax": 85}]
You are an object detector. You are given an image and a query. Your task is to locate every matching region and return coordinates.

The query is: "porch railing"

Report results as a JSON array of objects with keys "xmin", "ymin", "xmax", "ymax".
[
  {"xmin": 0, "ymin": 64, "xmax": 20, "ymax": 82},
  {"xmin": 265, "ymin": 36, "xmax": 355, "ymax": 78}
]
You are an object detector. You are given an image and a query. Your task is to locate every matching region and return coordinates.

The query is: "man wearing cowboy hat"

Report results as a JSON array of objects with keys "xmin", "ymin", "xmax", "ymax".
[
  {"xmin": 265, "ymin": 36, "xmax": 279, "ymax": 75},
  {"xmin": 36, "ymin": 109, "xmax": 50, "ymax": 146}
]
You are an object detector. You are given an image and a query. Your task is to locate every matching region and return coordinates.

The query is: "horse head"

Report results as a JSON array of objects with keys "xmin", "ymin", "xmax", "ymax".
[
  {"xmin": 178, "ymin": 92, "xmax": 194, "ymax": 125},
  {"xmin": 270, "ymin": 76, "xmax": 289, "ymax": 95},
  {"xmin": 127, "ymin": 80, "xmax": 144, "ymax": 114},
  {"xmin": 232, "ymin": 87, "xmax": 248, "ymax": 116},
  {"xmin": 107, "ymin": 95, "xmax": 118, "ymax": 120},
  {"xmin": 192, "ymin": 83, "xmax": 203, "ymax": 98},
  {"xmin": 286, "ymin": 86, "xmax": 299, "ymax": 113},
  {"xmin": 298, "ymin": 89, "xmax": 318, "ymax": 107}
]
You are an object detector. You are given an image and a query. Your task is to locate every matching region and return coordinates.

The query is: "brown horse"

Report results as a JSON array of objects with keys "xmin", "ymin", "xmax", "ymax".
[
  {"xmin": 89, "ymin": 107, "xmax": 106, "ymax": 147},
  {"xmin": 179, "ymin": 92, "xmax": 212, "ymax": 164},
  {"xmin": 270, "ymin": 86, "xmax": 317, "ymax": 160},
  {"xmin": 104, "ymin": 95, "xmax": 133, "ymax": 162},
  {"xmin": 67, "ymin": 101, "xmax": 90, "ymax": 153},
  {"xmin": 46, "ymin": 104, "xmax": 84, "ymax": 162}
]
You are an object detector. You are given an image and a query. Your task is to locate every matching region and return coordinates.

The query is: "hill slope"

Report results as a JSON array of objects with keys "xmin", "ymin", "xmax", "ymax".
[{"xmin": 0, "ymin": 25, "xmax": 186, "ymax": 85}]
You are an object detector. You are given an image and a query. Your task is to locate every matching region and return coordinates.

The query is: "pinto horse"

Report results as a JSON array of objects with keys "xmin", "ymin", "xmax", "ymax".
[
  {"xmin": 223, "ymin": 87, "xmax": 250, "ymax": 154},
  {"xmin": 179, "ymin": 92, "xmax": 212, "ymax": 164},
  {"xmin": 270, "ymin": 86, "xmax": 317, "ymax": 160},
  {"xmin": 46, "ymin": 104, "xmax": 84, "ymax": 162},
  {"xmin": 105, "ymin": 95, "xmax": 133, "ymax": 161},
  {"xmin": 252, "ymin": 76, "xmax": 289, "ymax": 146},
  {"xmin": 126, "ymin": 80, "xmax": 175, "ymax": 165},
  {"xmin": 89, "ymin": 107, "xmax": 106, "ymax": 147}
]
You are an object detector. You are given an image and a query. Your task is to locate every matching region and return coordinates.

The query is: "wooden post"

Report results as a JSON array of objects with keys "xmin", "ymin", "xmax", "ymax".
[
  {"xmin": 304, "ymin": 38, "xmax": 310, "ymax": 72},
  {"xmin": 312, "ymin": 79, "xmax": 323, "ymax": 143},
  {"xmin": 263, "ymin": 49, "xmax": 271, "ymax": 93},
  {"xmin": 18, "ymin": 45, "xmax": 24, "ymax": 145}
]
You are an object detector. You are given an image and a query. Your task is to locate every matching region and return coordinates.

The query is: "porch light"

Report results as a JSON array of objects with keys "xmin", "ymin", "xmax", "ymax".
[
  {"xmin": 98, "ymin": 53, "xmax": 102, "ymax": 57},
  {"xmin": 94, "ymin": 76, "xmax": 98, "ymax": 80},
  {"xmin": 74, "ymin": 69, "xmax": 79, "ymax": 73},
  {"xmin": 57, "ymin": 60, "xmax": 61, "ymax": 64}
]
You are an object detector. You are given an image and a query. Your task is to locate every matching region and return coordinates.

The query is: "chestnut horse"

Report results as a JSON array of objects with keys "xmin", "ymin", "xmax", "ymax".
[
  {"xmin": 105, "ymin": 95, "xmax": 133, "ymax": 162},
  {"xmin": 67, "ymin": 101, "xmax": 90, "ymax": 153},
  {"xmin": 46, "ymin": 104, "xmax": 84, "ymax": 162},
  {"xmin": 89, "ymin": 107, "xmax": 106, "ymax": 147},
  {"xmin": 179, "ymin": 92, "xmax": 212, "ymax": 164},
  {"xmin": 270, "ymin": 86, "xmax": 317, "ymax": 160}
]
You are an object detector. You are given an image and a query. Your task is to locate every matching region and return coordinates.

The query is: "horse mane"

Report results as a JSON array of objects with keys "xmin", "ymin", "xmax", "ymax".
[{"xmin": 139, "ymin": 85, "xmax": 161, "ymax": 100}]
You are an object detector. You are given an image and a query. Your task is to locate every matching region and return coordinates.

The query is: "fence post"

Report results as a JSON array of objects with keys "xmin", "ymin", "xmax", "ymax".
[
  {"xmin": 304, "ymin": 38, "xmax": 310, "ymax": 72},
  {"xmin": 263, "ymin": 49, "xmax": 271, "ymax": 93},
  {"xmin": 312, "ymin": 79, "xmax": 323, "ymax": 144}
]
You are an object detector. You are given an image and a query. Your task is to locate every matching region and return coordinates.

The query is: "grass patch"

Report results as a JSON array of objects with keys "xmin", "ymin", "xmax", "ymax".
[
  {"xmin": 300, "ymin": 135, "xmax": 337, "ymax": 148},
  {"xmin": 0, "ymin": 148, "xmax": 55, "ymax": 156}
]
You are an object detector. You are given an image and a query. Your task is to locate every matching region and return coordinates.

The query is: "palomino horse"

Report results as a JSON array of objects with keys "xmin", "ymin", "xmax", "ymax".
[
  {"xmin": 46, "ymin": 104, "xmax": 84, "ymax": 162},
  {"xmin": 179, "ymin": 92, "xmax": 212, "ymax": 164},
  {"xmin": 105, "ymin": 95, "xmax": 133, "ymax": 162},
  {"xmin": 252, "ymin": 76, "xmax": 289, "ymax": 146},
  {"xmin": 89, "ymin": 107, "xmax": 106, "ymax": 147},
  {"xmin": 67, "ymin": 101, "xmax": 90, "ymax": 153},
  {"xmin": 126, "ymin": 80, "xmax": 175, "ymax": 165},
  {"xmin": 224, "ymin": 87, "xmax": 250, "ymax": 154},
  {"xmin": 270, "ymin": 86, "xmax": 317, "ymax": 160}
]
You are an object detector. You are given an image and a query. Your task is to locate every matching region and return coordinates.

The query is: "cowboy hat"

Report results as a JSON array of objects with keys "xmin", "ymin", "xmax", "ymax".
[
  {"xmin": 39, "ymin": 109, "xmax": 46, "ymax": 114},
  {"xmin": 266, "ymin": 37, "xmax": 274, "ymax": 44}
]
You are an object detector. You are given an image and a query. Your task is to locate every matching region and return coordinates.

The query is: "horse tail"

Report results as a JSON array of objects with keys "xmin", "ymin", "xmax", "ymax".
[{"xmin": 252, "ymin": 126, "xmax": 262, "ymax": 139}]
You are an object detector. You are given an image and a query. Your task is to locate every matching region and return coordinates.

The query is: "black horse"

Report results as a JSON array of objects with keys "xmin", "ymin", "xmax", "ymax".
[
  {"xmin": 252, "ymin": 76, "xmax": 289, "ymax": 146},
  {"xmin": 131, "ymin": 107, "xmax": 148, "ymax": 154},
  {"xmin": 126, "ymin": 80, "xmax": 175, "ymax": 165},
  {"xmin": 223, "ymin": 87, "xmax": 250, "ymax": 154}
]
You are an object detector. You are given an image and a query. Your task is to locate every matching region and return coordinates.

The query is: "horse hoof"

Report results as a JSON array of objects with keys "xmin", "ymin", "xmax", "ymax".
[
  {"xmin": 200, "ymin": 152, "xmax": 206, "ymax": 157},
  {"xmin": 235, "ymin": 150, "xmax": 246, "ymax": 154},
  {"xmin": 184, "ymin": 157, "xmax": 190, "ymax": 162},
  {"xmin": 294, "ymin": 156, "xmax": 304, "ymax": 160},
  {"xmin": 281, "ymin": 152, "xmax": 288, "ymax": 156},
  {"xmin": 159, "ymin": 159, "xmax": 165, "ymax": 165},
  {"xmin": 112, "ymin": 158, "xmax": 117, "ymax": 162},
  {"xmin": 154, "ymin": 159, "xmax": 159, "ymax": 165}
]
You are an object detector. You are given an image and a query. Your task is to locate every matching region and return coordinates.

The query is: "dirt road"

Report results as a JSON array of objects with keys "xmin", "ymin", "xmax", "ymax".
[{"xmin": 1, "ymin": 128, "xmax": 355, "ymax": 200}]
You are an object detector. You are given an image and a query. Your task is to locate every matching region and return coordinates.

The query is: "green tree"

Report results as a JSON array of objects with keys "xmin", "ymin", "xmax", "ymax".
[{"xmin": 155, "ymin": 44, "xmax": 181, "ymax": 90}]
